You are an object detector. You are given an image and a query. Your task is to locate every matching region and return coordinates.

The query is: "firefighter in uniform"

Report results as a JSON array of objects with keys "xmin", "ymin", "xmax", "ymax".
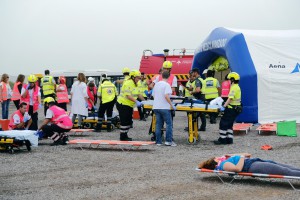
[
  {"xmin": 116, "ymin": 70, "xmax": 145, "ymax": 141},
  {"xmin": 202, "ymin": 70, "xmax": 220, "ymax": 124},
  {"xmin": 214, "ymin": 72, "xmax": 242, "ymax": 145},
  {"xmin": 38, "ymin": 97, "xmax": 73, "ymax": 146},
  {"xmin": 191, "ymin": 68, "xmax": 206, "ymax": 131},
  {"xmin": 137, "ymin": 72, "xmax": 148, "ymax": 121},
  {"xmin": 41, "ymin": 69, "xmax": 56, "ymax": 116},
  {"xmin": 94, "ymin": 79, "xmax": 118, "ymax": 132},
  {"xmin": 56, "ymin": 76, "xmax": 69, "ymax": 111}
]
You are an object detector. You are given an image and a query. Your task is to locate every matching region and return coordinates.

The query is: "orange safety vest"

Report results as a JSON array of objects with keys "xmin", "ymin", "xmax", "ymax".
[
  {"xmin": 56, "ymin": 84, "xmax": 69, "ymax": 103},
  {"xmin": 8, "ymin": 110, "xmax": 24, "ymax": 130},
  {"xmin": 20, "ymin": 84, "xmax": 40, "ymax": 113},
  {"xmin": 221, "ymin": 80, "xmax": 231, "ymax": 97},
  {"xmin": 87, "ymin": 87, "xmax": 96, "ymax": 109},
  {"xmin": 11, "ymin": 82, "xmax": 22, "ymax": 101},
  {"xmin": 0, "ymin": 81, "xmax": 8, "ymax": 101},
  {"xmin": 49, "ymin": 105, "xmax": 73, "ymax": 129}
]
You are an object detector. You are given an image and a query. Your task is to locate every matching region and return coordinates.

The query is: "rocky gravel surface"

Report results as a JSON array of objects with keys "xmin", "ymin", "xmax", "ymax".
[{"xmin": 1, "ymin": 106, "xmax": 300, "ymax": 200}]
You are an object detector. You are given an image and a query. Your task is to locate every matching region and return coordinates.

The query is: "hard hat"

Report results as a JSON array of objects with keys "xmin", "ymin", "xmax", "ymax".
[
  {"xmin": 27, "ymin": 74, "xmax": 38, "ymax": 83},
  {"xmin": 202, "ymin": 69, "xmax": 208, "ymax": 74},
  {"xmin": 162, "ymin": 61, "xmax": 172, "ymax": 69},
  {"xmin": 88, "ymin": 77, "xmax": 95, "ymax": 82},
  {"xmin": 228, "ymin": 72, "xmax": 240, "ymax": 81},
  {"xmin": 122, "ymin": 67, "xmax": 130, "ymax": 74},
  {"xmin": 130, "ymin": 70, "xmax": 141, "ymax": 77},
  {"xmin": 44, "ymin": 97, "xmax": 55, "ymax": 104}
]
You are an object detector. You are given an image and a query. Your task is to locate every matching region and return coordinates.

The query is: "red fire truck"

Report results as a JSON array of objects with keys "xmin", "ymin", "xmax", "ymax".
[{"xmin": 139, "ymin": 48, "xmax": 194, "ymax": 85}]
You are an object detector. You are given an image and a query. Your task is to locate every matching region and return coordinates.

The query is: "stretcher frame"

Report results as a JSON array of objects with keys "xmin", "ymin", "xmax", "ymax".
[
  {"xmin": 256, "ymin": 123, "xmax": 277, "ymax": 135},
  {"xmin": 143, "ymin": 104, "xmax": 218, "ymax": 144},
  {"xmin": 196, "ymin": 168, "xmax": 300, "ymax": 191},
  {"xmin": 68, "ymin": 129, "xmax": 94, "ymax": 136},
  {"xmin": 68, "ymin": 139, "xmax": 155, "ymax": 151},
  {"xmin": 233, "ymin": 123, "xmax": 253, "ymax": 134}
]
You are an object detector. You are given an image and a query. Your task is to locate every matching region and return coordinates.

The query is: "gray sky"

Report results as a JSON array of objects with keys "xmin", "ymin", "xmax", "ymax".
[{"xmin": 1, "ymin": 0, "xmax": 299, "ymax": 76}]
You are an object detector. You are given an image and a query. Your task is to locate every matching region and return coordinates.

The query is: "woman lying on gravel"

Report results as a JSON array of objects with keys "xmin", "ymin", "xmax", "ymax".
[{"xmin": 198, "ymin": 153, "xmax": 300, "ymax": 176}]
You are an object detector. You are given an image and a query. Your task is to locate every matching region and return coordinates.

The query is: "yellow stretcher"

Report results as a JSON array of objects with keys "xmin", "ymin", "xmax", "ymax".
[{"xmin": 143, "ymin": 100, "xmax": 219, "ymax": 144}]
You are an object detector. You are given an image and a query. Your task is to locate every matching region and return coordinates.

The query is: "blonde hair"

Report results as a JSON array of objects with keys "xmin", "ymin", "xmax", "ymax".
[
  {"xmin": 1, "ymin": 73, "xmax": 9, "ymax": 83},
  {"xmin": 198, "ymin": 157, "xmax": 218, "ymax": 169},
  {"xmin": 77, "ymin": 73, "xmax": 86, "ymax": 83}
]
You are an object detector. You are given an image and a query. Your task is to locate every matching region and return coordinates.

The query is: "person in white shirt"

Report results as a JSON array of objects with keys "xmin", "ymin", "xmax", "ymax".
[{"xmin": 152, "ymin": 71, "xmax": 177, "ymax": 147}]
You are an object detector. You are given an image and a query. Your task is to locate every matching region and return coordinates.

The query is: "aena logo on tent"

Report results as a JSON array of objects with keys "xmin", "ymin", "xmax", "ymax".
[
  {"xmin": 269, "ymin": 63, "xmax": 285, "ymax": 69},
  {"xmin": 290, "ymin": 63, "xmax": 300, "ymax": 74}
]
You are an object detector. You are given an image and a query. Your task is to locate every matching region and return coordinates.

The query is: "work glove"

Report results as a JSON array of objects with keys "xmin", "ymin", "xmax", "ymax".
[
  {"xmin": 144, "ymin": 90, "xmax": 149, "ymax": 96},
  {"xmin": 220, "ymin": 106, "xmax": 225, "ymax": 112},
  {"xmin": 39, "ymin": 104, "xmax": 43, "ymax": 109},
  {"xmin": 135, "ymin": 100, "xmax": 143, "ymax": 108},
  {"xmin": 85, "ymin": 102, "xmax": 88, "ymax": 108},
  {"xmin": 172, "ymin": 105, "xmax": 176, "ymax": 111},
  {"xmin": 93, "ymin": 106, "xmax": 97, "ymax": 110},
  {"xmin": 24, "ymin": 115, "xmax": 29, "ymax": 123},
  {"xmin": 26, "ymin": 84, "xmax": 30, "ymax": 90}
]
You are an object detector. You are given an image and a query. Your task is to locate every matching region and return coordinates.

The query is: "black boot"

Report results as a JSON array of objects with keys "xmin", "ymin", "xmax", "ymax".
[
  {"xmin": 214, "ymin": 137, "xmax": 227, "ymax": 145},
  {"xmin": 226, "ymin": 138, "xmax": 233, "ymax": 144},
  {"xmin": 120, "ymin": 133, "xmax": 132, "ymax": 141},
  {"xmin": 94, "ymin": 123, "xmax": 102, "ymax": 132}
]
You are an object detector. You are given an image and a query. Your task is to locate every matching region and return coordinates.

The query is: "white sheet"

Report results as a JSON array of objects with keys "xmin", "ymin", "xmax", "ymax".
[{"xmin": 0, "ymin": 130, "xmax": 39, "ymax": 147}]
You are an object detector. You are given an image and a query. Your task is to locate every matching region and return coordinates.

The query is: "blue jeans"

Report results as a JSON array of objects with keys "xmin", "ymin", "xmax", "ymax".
[
  {"xmin": 153, "ymin": 109, "xmax": 173, "ymax": 144},
  {"xmin": 1, "ymin": 99, "xmax": 10, "ymax": 119}
]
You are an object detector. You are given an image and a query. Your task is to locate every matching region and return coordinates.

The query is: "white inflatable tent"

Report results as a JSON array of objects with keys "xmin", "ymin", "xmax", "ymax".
[{"xmin": 192, "ymin": 28, "xmax": 300, "ymax": 123}]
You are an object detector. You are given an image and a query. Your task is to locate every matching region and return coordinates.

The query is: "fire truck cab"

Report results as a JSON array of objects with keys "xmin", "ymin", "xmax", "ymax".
[{"xmin": 139, "ymin": 48, "xmax": 194, "ymax": 86}]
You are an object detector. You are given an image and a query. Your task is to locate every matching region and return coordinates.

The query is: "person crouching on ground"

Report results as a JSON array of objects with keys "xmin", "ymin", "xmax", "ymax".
[
  {"xmin": 116, "ymin": 70, "xmax": 145, "ymax": 141},
  {"xmin": 152, "ymin": 71, "xmax": 177, "ymax": 147},
  {"xmin": 8, "ymin": 102, "xmax": 32, "ymax": 130},
  {"xmin": 38, "ymin": 97, "xmax": 73, "ymax": 146}
]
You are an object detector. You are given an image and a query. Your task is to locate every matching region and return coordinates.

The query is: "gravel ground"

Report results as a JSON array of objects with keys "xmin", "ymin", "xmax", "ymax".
[{"xmin": 1, "ymin": 105, "xmax": 300, "ymax": 200}]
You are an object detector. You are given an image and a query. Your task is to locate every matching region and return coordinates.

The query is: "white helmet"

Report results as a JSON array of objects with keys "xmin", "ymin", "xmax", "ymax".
[{"xmin": 88, "ymin": 77, "xmax": 95, "ymax": 82}]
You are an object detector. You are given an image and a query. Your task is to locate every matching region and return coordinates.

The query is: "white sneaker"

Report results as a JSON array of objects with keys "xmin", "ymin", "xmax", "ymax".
[
  {"xmin": 165, "ymin": 141, "xmax": 177, "ymax": 147},
  {"xmin": 156, "ymin": 143, "xmax": 162, "ymax": 146}
]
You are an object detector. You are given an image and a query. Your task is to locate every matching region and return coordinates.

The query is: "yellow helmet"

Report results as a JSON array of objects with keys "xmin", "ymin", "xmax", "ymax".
[
  {"xmin": 27, "ymin": 74, "xmax": 38, "ymax": 83},
  {"xmin": 122, "ymin": 67, "xmax": 130, "ymax": 74},
  {"xmin": 162, "ymin": 61, "xmax": 172, "ymax": 69},
  {"xmin": 228, "ymin": 72, "xmax": 240, "ymax": 81},
  {"xmin": 44, "ymin": 97, "xmax": 55, "ymax": 104},
  {"xmin": 130, "ymin": 70, "xmax": 141, "ymax": 77}
]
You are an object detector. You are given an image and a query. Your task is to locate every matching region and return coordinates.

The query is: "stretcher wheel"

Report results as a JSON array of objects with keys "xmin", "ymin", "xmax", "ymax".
[
  {"xmin": 110, "ymin": 124, "xmax": 115, "ymax": 131},
  {"xmin": 84, "ymin": 123, "xmax": 93, "ymax": 129},
  {"xmin": 187, "ymin": 137, "xmax": 196, "ymax": 144}
]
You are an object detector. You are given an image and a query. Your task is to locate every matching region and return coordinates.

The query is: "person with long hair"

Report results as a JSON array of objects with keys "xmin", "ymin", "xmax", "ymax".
[
  {"xmin": 0, "ymin": 73, "xmax": 12, "ymax": 119},
  {"xmin": 11, "ymin": 74, "xmax": 25, "ymax": 109},
  {"xmin": 198, "ymin": 153, "xmax": 300, "ymax": 177},
  {"xmin": 70, "ymin": 73, "xmax": 89, "ymax": 128}
]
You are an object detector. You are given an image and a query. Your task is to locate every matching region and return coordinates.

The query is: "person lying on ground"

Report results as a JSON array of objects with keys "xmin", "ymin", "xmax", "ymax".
[{"xmin": 198, "ymin": 153, "xmax": 300, "ymax": 176}]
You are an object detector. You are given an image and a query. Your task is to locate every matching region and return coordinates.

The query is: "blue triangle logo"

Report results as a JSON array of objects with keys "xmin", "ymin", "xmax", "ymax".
[{"xmin": 291, "ymin": 63, "xmax": 300, "ymax": 74}]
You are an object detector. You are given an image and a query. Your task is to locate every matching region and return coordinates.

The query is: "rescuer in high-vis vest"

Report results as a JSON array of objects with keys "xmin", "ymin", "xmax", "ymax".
[
  {"xmin": 41, "ymin": 69, "xmax": 56, "ymax": 116},
  {"xmin": 202, "ymin": 70, "xmax": 220, "ymax": 124},
  {"xmin": 11, "ymin": 74, "xmax": 25, "ymax": 110},
  {"xmin": 221, "ymin": 74, "xmax": 231, "ymax": 102},
  {"xmin": 8, "ymin": 102, "xmax": 32, "ymax": 130},
  {"xmin": 137, "ymin": 72, "xmax": 149, "ymax": 121},
  {"xmin": 150, "ymin": 61, "xmax": 177, "ymax": 95},
  {"xmin": 0, "ymin": 73, "xmax": 12, "ymax": 119},
  {"xmin": 56, "ymin": 76, "xmax": 69, "ymax": 111},
  {"xmin": 190, "ymin": 68, "xmax": 206, "ymax": 131},
  {"xmin": 116, "ymin": 70, "xmax": 145, "ymax": 141},
  {"xmin": 21, "ymin": 74, "xmax": 42, "ymax": 130},
  {"xmin": 214, "ymin": 72, "xmax": 242, "ymax": 145},
  {"xmin": 183, "ymin": 70, "xmax": 195, "ymax": 98},
  {"xmin": 38, "ymin": 97, "xmax": 73, "ymax": 146},
  {"xmin": 94, "ymin": 79, "xmax": 118, "ymax": 132}
]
